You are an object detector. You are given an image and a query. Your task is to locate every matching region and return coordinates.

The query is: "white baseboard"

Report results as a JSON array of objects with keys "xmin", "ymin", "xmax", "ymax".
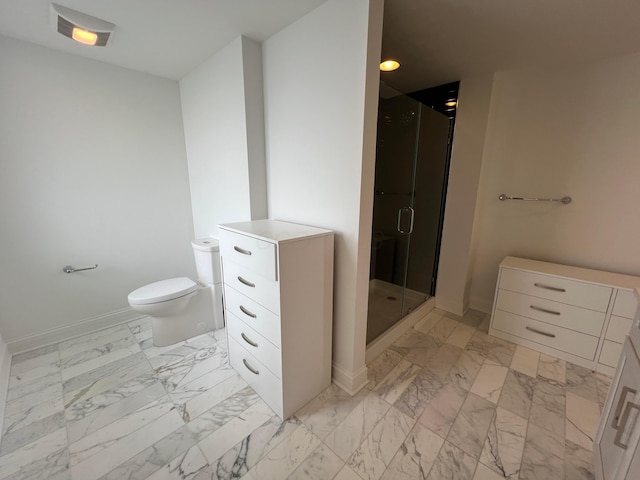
[
  {"xmin": 7, "ymin": 308, "xmax": 144, "ymax": 355},
  {"xmin": 0, "ymin": 341, "xmax": 11, "ymax": 439},
  {"xmin": 365, "ymin": 298, "xmax": 436, "ymax": 364},
  {"xmin": 332, "ymin": 362, "xmax": 369, "ymax": 396}
]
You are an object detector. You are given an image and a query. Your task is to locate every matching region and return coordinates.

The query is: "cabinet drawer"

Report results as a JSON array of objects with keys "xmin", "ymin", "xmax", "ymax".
[
  {"xmin": 223, "ymin": 285, "xmax": 280, "ymax": 347},
  {"xmin": 227, "ymin": 313, "xmax": 282, "ymax": 378},
  {"xmin": 228, "ymin": 337, "xmax": 283, "ymax": 415},
  {"xmin": 222, "ymin": 260, "xmax": 280, "ymax": 315},
  {"xmin": 496, "ymin": 289, "xmax": 606, "ymax": 336},
  {"xmin": 219, "ymin": 229, "xmax": 277, "ymax": 281},
  {"xmin": 612, "ymin": 290, "xmax": 638, "ymax": 319},
  {"xmin": 499, "ymin": 268, "xmax": 612, "ymax": 312},
  {"xmin": 492, "ymin": 309, "xmax": 599, "ymax": 360},
  {"xmin": 606, "ymin": 315, "xmax": 633, "ymax": 343},
  {"xmin": 599, "ymin": 340, "xmax": 623, "ymax": 368}
]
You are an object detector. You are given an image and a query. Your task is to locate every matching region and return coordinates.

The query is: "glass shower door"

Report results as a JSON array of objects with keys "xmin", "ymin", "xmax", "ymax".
[{"xmin": 367, "ymin": 94, "xmax": 422, "ymax": 343}]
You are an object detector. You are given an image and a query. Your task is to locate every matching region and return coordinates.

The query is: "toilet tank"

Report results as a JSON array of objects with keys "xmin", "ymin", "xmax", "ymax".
[{"xmin": 191, "ymin": 238, "xmax": 221, "ymax": 285}]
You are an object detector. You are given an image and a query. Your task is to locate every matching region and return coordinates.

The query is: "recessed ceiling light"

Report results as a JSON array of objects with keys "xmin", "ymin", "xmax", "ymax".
[
  {"xmin": 50, "ymin": 3, "xmax": 115, "ymax": 47},
  {"xmin": 380, "ymin": 60, "xmax": 400, "ymax": 72},
  {"xmin": 445, "ymin": 101, "xmax": 457, "ymax": 107}
]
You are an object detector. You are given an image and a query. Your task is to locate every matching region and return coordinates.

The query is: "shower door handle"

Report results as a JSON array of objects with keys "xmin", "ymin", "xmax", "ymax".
[{"xmin": 397, "ymin": 206, "xmax": 415, "ymax": 234}]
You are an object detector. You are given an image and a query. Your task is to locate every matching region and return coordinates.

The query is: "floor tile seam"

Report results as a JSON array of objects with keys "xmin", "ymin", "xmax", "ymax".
[
  {"xmin": 163, "ymin": 360, "xmax": 238, "ymax": 402},
  {"xmin": 67, "ymin": 404, "xmax": 182, "ymax": 474}
]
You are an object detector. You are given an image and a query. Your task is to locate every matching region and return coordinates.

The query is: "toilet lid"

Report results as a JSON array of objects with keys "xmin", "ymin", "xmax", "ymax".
[{"xmin": 128, "ymin": 277, "xmax": 198, "ymax": 305}]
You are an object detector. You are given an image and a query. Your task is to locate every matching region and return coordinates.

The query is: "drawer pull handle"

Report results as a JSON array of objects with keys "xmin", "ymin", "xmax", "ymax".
[
  {"xmin": 525, "ymin": 326, "xmax": 556, "ymax": 338},
  {"xmin": 614, "ymin": 400, "xmax": 640, "ymax": 450},
  {"xmin": 241, "ymin": 332, "xmax": 258, "ymax": 348},
  {"xmin": 237, "ymin": 276, "xmax": 255, "ymax": 288},
  {"xmin": 530, "ymin": 305, "xmax": 561, "ymax": 316},
  {"xmin": 242, "ymin": 358, "xmax": 260, "ymax": 375},
  {"xmin": 234, "ymin": 246, "xmax": 252, "ymax": 256},
  {"xmin": 613, "ymin": 386, "xmax": 638, "ymax": 430},
  {"xmin": 534, "ymin": 282, "xmax": 566, "ymax": 293},
  {"xmin": 239, "ymin": 305, "xmax": 257, "ymax": 318}
]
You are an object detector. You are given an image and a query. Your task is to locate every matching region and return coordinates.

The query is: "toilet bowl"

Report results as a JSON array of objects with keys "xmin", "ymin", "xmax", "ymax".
[{"xmin": 127, "ymin": 238, "xmax": 224, "ymax": 346}]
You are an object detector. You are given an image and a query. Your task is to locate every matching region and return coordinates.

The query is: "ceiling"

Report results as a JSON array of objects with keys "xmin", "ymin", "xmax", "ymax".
[
  {"xmin": 1, "ymin": 1, "xmax": 640, "ymax": 90},
  {"xmin": 0, "ymin": 0, "xmax": 327, "ymax": 80},
  {"xmin": 381, "ymin": 0, "xmax": 640, "ymax": 93}
]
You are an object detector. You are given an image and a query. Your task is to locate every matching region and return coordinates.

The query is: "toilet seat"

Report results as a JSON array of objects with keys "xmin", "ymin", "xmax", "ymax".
[{"xmin": 128, "ymin": 277, "xmax": 198, "ymax": 305}]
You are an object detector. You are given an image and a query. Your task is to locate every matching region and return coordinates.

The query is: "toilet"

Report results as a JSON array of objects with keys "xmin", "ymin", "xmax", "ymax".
[{"xmin": 127, "ymin": 238, "xmax": 224, "ymax": 346}]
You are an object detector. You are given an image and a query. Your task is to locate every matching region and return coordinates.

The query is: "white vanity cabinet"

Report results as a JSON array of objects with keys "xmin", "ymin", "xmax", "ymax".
[
  {"xmin": 489, "ymin": 257, "xmax": 640, "ymax": 374},
  {"xmin": 594, "ymin": 338, "xmax": 640, "ymax": 480},
  {"xmin": 218, "ymin": 219, "xmax": 334, "ymax": 419}
]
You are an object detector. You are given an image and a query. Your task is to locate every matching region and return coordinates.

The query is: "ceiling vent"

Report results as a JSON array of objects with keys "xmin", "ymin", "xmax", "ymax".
[{"xmin": 50, "ymin": 3, "xmax": 115, "ymax": 46}]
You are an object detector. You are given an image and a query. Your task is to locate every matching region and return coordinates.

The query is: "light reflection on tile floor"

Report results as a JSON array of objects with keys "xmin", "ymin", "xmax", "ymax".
[{"xmin": 0, "ymin": 309, "xmax": 609, "ymax": 479}]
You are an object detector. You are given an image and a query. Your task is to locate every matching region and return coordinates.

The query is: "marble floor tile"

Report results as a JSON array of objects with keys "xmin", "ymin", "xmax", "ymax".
[
  {"xmin": 470, "ymin": 362, "xmax": 509, "ymax": 404},
  {"xmin": 0, "ymin": 410, "xmax": 65, "ymax": 456},
  {"xmin": 565, "ymin": 439, "xmax": 596, "ymax": 480},
  {"xmin": 414, "ymin": 309, "xmax": 446, "ymax": 335},
  {"xmin": 426, "ymin": 440, "xmax": 477, "ymax": 480},
  {"xmin": 449, "ymin": 350, "xmax": 484, "ymax": 391},
  {"xmin": 366, "ymin": 350, "xmax": 404, "ymax": 390},
  {"xmin": 537, "ymin": 353, "xmax": 567, "ymax": 384},
  {"xmin": 0, "ymin": 313, "xmax": 611, "ymax": 480},
  {"xmin": 66, "ymin": 381, "xmax": 166, "ymax": 443},
  {"xmin": 595, "ymin": 372, "xmax": 612, "ymax": 410},
  {"xmin": 565, "ymin": 392, "xmax": 601, "ymax": 451},
  {"xmin": 566, "ymin": 363, "xmax": 599, "ymax": 403},
  {"xmin": 145, "ymin": 444, "xmax": 209, "ymax": 480},
  {"xmin": 394, "ymin": 367, "xmax": 445, "ymax": 420},
  {"xmin": 324, "ymin": 391, "xmax": 390, "ymax": 461},
  {"xmin": 399, "ymin": 335, "xmax": 442, "ymax": 368},
  {"xmin": 296, "ymin": 384, "xmax": 369, "ymax": 440},
  {"xmin": 446, "ymin": 323, "xmax": 477, "ymax": 349},
  {"xmin": 479, "ymin": 407, "xmax": 527, "ymax": 480},
  {"xmin": 498, "ymin": 369, "xmax": 537, "ymax": 419},
  {"xmin": 209, "ymin": 415, "xmax": 302, "ymax": 479},
  {"xmin": 447, "ymin": 392, "xmax": 496, "ymax": 459},
  {"xmin": 459, "ymin": 310, "xmax": 487, "ymax": 328},
  {"xmin": 426, "ymin": 343, "xmax": 463, "ymax": 378},
  {"xmin": 0, "ymin": 428, "xmax": 68, "ymax": 479},
  {"xmin": 197, "ymin": 400, "xmax": 275, "ymax": 465},
  {"xmin": 287, "ymin": 442, "xmax": 344, "ymax": 480},
  {"xmin": 519, "ymin": 423, "xmax": 565, "ymax": 480},
  {"xmin": 510, "ymin": 345, "xmax": 540, "ymax": 378},
  {"xmin": 347, "ymin": 405, "xmax": 415, "ymax": 480},
  {"xmin": 241, "ymin": 423, "xmax": 321, "ymax": 480},
  {"xmin": 529, "ymin": 376, "xmax": 566, "ymax": 437},
  {"xmin": 373, "ymin": 359, "xmax": 422, "ymax": 405},
  {"xmin": 418, "ymin": 381, "xmax": 467, "ymax": 438},
  {"xmin": 429, "ymin": 315, "xmax": 459, "ymax": 342},
  {"xmin": 381, "ymin": 423, "xmax": 444, "ymax": 480},
  {"xmin": 334, "ymin": 465, "xmax": 365, "ymax": 480}
]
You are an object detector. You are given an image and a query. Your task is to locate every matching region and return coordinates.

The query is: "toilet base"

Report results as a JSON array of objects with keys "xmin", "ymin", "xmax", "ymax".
[{"xmin": 151, "ymin": 284, "xmax": 224, "ymax": 347}]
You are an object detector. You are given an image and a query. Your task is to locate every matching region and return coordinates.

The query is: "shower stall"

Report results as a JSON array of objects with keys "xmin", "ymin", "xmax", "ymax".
[{"xmin": 366, "ymin": 83, "xmax": 457, "ymax": 344}]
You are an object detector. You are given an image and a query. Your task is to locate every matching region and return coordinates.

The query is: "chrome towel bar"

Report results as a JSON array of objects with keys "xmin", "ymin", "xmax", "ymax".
[
  {"xmin": 63, "ymin": 264, "xmax": 98, "ymax": 273},
  {"xmin": 498, "ymin": 193, "xmax": 572, "ymax": 204}
]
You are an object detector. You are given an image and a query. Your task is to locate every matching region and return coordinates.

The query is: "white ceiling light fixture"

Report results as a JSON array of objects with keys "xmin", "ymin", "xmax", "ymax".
[{"xmin": 50, "ymin": 3, "xmax": 115, "ymax": 46}]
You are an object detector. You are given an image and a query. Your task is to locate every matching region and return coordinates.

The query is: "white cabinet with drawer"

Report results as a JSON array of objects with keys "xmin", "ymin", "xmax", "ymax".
[
  {"xmin": 219, "ymin": 219, "xmax": 334, "ymax": 419},
  {"xmin": 490, "ymin": 257, "xmax": 640, "ymax": 374}
]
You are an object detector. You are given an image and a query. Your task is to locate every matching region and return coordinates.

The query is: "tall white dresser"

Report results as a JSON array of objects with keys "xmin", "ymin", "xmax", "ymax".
[
  {"xmin": 218, "ymin": 219, "xmax": 334, "ymax": 419},
  {"xmin": 490, "ymin": 257, "xmax": 640, "ymax": 375}
]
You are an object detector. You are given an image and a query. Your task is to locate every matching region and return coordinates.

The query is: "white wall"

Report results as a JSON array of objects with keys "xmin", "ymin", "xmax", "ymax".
[
  {"xmin": 469, "ymin": 52, "xmax": 640, "ymax": 310},
  {"xmin": 180, "ymin": 36, "xmax": 267, "ymax": 238},
  {"xmin": 263, "ymin": 0, "xmax": 383, "ymax": 393},
  {"xmin": 0, "ymin": 36, "xmax": 195, "ymax": 347},
  {"xmin": 435, "ymin": 75, "xmax": 494, "ymax": 315}
]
